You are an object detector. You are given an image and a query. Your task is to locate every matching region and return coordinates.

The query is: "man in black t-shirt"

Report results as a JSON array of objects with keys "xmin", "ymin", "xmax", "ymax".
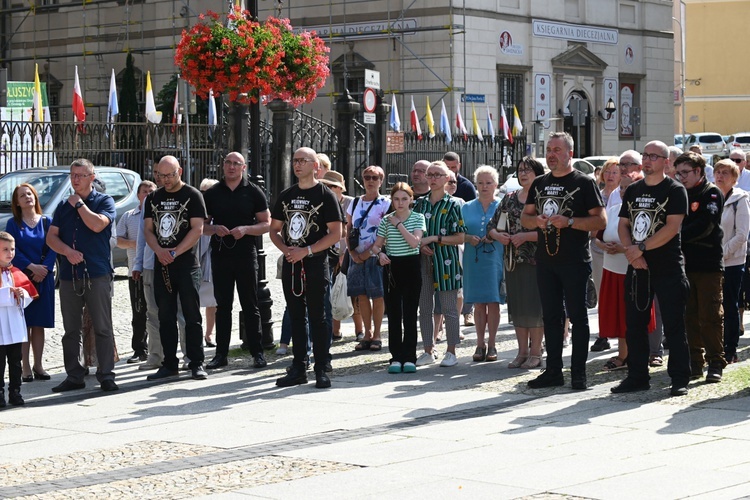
[
  {"xmin": 143, "ymin": 156, "xmax": 208, "ymax": 382},
  {"xmin": 521, "ymin": 132, "xmax": 606, "ymax": 391},
  {"xmin": 675, "ymin": 152, "xmax": 726, "ymax": 383},
  {"xmin": 270, "ymin": 147, "xmax": 343, "ymax": 389},
  {"xmin": 616, "ymin": 140, "xmax": 692, "ymax": 396},
  {"xmin": 203, "ymin": 152, "xmax": 271, "ymax": 371}
]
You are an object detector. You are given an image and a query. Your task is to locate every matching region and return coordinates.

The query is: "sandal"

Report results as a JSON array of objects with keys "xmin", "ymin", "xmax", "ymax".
[
  {"xmin": 485, "ymin": 346, "xmax": 498, "ymax": 362},
  {"xmin": 521, "ymin": 355, "xmax": 542, "ymax": 369},
  {"xmin": 604, "ymin": 356, "xmax": 628, "ymax": 371},
  {"xmin": 649, "ymin": 355, "xmax": 664, "ymax": 367},
  {"xmin": 508, "ymin": 354, "xmax": 527, "ymax": 368},
  {"xmin": 369, "ymin": 340, "xmax": 383, "ymax": 351},
  {"xmin": 354, "ymin": 340, "xmax": 371, "ymax": 351},
  {"xmin": 472, "ymin": 345, "xmax": 487, "ymax": 362},
  {"xmin": 332, "ymin": 333, "xmax": 343, "ymax": 341}
]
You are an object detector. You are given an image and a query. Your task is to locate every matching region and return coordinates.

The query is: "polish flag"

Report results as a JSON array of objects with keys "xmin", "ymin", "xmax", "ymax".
[
  {"xmin": 72, "ymin": 66, "xmax": 85, "ymax": 130},
  {"xmin": 410, "ymin": 95, "xmax": 422, "ymax": 140}
]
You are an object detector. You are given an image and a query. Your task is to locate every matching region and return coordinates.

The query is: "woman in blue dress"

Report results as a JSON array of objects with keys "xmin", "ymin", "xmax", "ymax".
[
  {"xmin": 461, "ymin": 166, "xmax": 503, "ymax": 362},
  {"xmin": 6, "ymin": 183, "xmax": 56, "ymax": 382}
]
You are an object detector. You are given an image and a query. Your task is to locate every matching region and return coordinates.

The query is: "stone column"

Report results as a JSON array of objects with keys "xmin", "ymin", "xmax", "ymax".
[{"xmin": 335, "ymin": 92, "xmax": 361, "ymax": 193}]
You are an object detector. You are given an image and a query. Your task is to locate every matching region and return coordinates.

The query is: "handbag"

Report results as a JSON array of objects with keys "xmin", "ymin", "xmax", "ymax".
[
  {"xmin": 586, "ymin": 274, "xmax": 598, "ymax": 309},
  {"xmin": 331, "ymin": 271, "xmax": 354, "ymax": 321},
  {"xmin": 23, "ymin": 216, "xmax": 51, "ymax": 288}
]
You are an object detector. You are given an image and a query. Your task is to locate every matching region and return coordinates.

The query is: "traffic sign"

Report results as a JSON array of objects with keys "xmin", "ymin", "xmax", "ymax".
[
  {"xmin": 363, "ymin": 88, "xmax": 377, "ymax": 113},
  {"xmin": 363, "ymin": 112, "xmax": 376, "ymax": 124},
  {"xmin": 365, "ymin": 69, "xmax": 380, "ymax": 90}
]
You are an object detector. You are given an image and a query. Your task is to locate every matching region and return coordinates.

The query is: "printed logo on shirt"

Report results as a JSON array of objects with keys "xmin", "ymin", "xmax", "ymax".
[
  {"xmin": 281, "ymin": 199, "xmax": 324, "ymax": 245},
  {"xmin": 627, "ymin": 195, "xmax": 670, "ymax": 243},
  {"xmin": 535, "ymin": 185, "xmax": 581, "ymax": 217},
  {"xmin": 152, "ymin": 198, "xmax": 192, "ymax": 246}
]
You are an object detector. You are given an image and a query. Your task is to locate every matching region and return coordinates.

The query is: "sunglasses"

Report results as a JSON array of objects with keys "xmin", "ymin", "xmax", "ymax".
[
  {"xmin": 447, "ymin": 180, "xmax": 457, "ymax": 185},
  {"xmin": 730, "ymin": 158, "xmax": 744, "ymax": 164},
  {"xmin": 363, "ymin": 175, "xmax": 380, "ymax": 181}
]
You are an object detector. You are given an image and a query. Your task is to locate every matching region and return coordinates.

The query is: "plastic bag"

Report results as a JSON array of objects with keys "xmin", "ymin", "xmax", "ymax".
[{"xmin": 331, "ymin": 272, "xmax": 354, "ymax": 320}]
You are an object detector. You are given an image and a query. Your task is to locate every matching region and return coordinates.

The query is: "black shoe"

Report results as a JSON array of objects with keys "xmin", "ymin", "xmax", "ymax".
[
  {"xmin": 146, "ymin": 366, "xmax": 179, "ymax": 381},
  {"xmin": 527, "ymin": 369, "xmax": 564, "ymax": 389},
  {"xmin": 32, "ymin": 369, "xmax": 51, "ymax": 380},
  {"xmin": 206, "ymin": 355, "xmax": 228, "ymax": 369},
  {"xmin": 126, "ymin": 353, "xmax": 146, "ymax": 364},
  {"xmin": 253, "ymin": 353, "xmax": 267, "ymax": 368},
  {"xmin": 276, "ymin": 369, "xmax": 308, "ymax": 387},
  {"xmin": 706, "ymin": 366, "xmax": 722, "ymax": 383},
  {"xmin": 315, "ymin": 369, "xmax": 331, "ymax": 389},
  {"xmin": 590, "ymin": 337, "xmax": 611, "ymax": 352},
  {"xmin": 571, "ymin": 373, "xmax": 587, "ymax": 391},
  {"xmin": 191, "ymin": 365, "xmax": 208, "ymax": 380},
  {"xmin": 670, "ymin": 384, "xmax": 688, "ymax": 397},
  {"xmin": 52, "ymin": 380, "xmax": 86, "ymax": 393},
  {"xmin": 611, "ymin": 378, "xmax": 650, "ymax": 393},
  {"xmin": 22, "ymin": 375, "xmax": 33, "ymax": 383},
  {"xmin": 8, "ymin": 389, "xmax": 24, "ymax": 406},
  {"xmin": 101, "ymin": 380, "xmax": 119, "ymax": 392}
]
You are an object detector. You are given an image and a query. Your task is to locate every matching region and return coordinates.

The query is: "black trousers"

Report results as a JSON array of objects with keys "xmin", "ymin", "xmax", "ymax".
[
  {"xmin": 154, "ymin": 263, "xmax": 204, "ymax": 371},
  {"xmin": 0, "ymin": 343, "xmax": 22, "ymax": 392},
  {"xmin": 212, "ymin": 252, "xmax": 262, "ymax": 357},
  {"xmin": 625, "ymin": 268, "xmax": 691, "ymax": 387},
  {"xmin": 282, "ymin": 255, "xmax": 329, "ymax": 372},
  {"xmin": 536, "ymin": 260, "xmax": 591, "ymax": 375},
  {"xmin": 128, "ymin": 277, "xmax": 148, "ymax": 355},
  {"xmin": 384, "ymin": 255, "xmax": 421, "ymax": 364}
]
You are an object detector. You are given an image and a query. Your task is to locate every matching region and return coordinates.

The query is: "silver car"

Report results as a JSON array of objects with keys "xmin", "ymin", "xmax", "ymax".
[{"xmin": 0, "ymin": 166, "xmax": 143, "ymax": 269}]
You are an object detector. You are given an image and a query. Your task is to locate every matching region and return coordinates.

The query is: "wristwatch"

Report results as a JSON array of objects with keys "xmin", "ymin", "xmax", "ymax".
[
  {"xmin": 638, "ymin": 242, "xmax": 647, "ymax": 253},
  {"xmin": 74, "ymin": 201, "xmax": 84, "ymax": 209},
  {"xmin": 307, "ymin": 246, "xmax": 314, "ymax": 257},
  {"xmin": 567, "ymin": 217, "xmax": 574, "ymax": 228}
]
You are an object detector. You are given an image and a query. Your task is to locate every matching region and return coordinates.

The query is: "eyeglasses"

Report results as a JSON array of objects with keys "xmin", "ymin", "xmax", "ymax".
[
  {"xmin": 619, "ymin": 162, "xmax": 640, "ymax": 169},
  {"xmin": 730, "ymin": 158, "xmax": 744, "ymax": 164},
  {"xmin": 224, "ymin": 159, "xmax": 244, "ymax": 167},
  {"xmin": 474, "ymin": 241, "xmax": 496, "ymax": 262},
  {"xmin": 292, "ymin": 158, "xmax": 314, "ymax": 165},
  {"xmin": 517, "ymin": 167, "xmax": 534, "ymax": 174},
  {"xmin": 155, "ymin": 171, "xmax": 179, "ymax": 179},
  {"xmin": 675, "ymin": 169, "xmax": 695, "ymax": 178},
  {"xmin": 363, "ymin": 175, "xmax": 380, "ymax": 181},
  {"xmin": 447, "ymin": 180, "xmax": 457, "ymax": 185},
  {"xmin": 426, "ymin": 173, "xmax": 446, "ymax": 179},
  {"xmin": 70, "ymin": 173, "xmax": 93, "ymax": 180},
  {"xmin": 641, "ymin": 153, "xmax": 667, "ymax": 161}
]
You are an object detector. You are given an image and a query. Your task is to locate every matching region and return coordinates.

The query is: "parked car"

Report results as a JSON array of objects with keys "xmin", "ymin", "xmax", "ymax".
[
  {"xmin": 722, "ymin": 133, "xmax": 750, "ymax": 157},
  {"xmin": 683, "ymin": 133, "xmax": 725, "ymax": 156},
  {"xmin": 674, "ymin": 134, "xmax": 685, "ymax": 148},
  {"xmin": 583, "ymin": 156, "xmax": 617, "ymax": 169},
  {"xmin": 0, "ymin": 167, "xmax": 143, "ymax": 269}
]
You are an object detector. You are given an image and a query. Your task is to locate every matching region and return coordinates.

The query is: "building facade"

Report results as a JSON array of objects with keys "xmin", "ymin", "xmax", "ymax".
[{"xmin": 1, "ymin": 0, "xmax": 675, "ymax": 157}]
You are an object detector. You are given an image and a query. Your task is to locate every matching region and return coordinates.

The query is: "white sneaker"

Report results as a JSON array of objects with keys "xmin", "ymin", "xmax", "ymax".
[
  {"xmin": 276, "ymin": 346, "xmax": 288, "ymax": 355},
  {"xmin": 440, "ymin": 352, "xmax": 458, "ymax": 367},
  {"xmin": 416, "ymin": 351, "xmax": 437, "ymax": 366}
]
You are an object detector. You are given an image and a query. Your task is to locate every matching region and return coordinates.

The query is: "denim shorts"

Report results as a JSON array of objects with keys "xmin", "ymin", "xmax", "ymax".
[{"xmin": 346, "ymin": 257, "xmax": 384, "ymax": 298}]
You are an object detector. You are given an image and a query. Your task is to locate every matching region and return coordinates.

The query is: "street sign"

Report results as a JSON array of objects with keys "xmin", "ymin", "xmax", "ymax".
[
  {"xmin": 364, "ymin": 112, "xmax": 376, "ymax": 124},
  {"xmin": 365, "ymin": 69, "xmax": 380, "ymax": 90},
  {"xmin": 363, "ymin": 88, "xmax": 377, "ymax": 113},
  {"xmin": 461, "ymin": 94, "xmax": 485, "ymax": 103}
]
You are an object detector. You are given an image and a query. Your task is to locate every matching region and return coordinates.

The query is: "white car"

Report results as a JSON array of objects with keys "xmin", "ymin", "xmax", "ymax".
[
  {"xmin": 722, "ymin": 133, "xmax": 750, "ymax": 156},
  {"xmin": 684, "ymin": 132, "xmax": 725, "ymax": 155}
]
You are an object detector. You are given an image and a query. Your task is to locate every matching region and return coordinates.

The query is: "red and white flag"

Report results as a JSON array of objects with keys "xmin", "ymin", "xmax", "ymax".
[
  {"xmin": 72, "ymin": 66, "xmax": 85, "ymax": 129},
  {"xmin": 499, "ymin": 104, "xmax": 513, "ymax": 144},
  {"xmin": 455, "ymin": 97, "xmax": 468, "ymax": 140},
  {"xmin": 172, "ymin": 81, "xmax": 180, "ymax": 132},
  {"xmin": 410, "ymin": 95, "xmax": 422, "ymax": 140}
]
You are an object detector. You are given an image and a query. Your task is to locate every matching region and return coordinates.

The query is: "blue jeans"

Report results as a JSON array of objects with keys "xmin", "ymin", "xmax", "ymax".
[{"xmin": 536, "ymin": 261, "xmax": 591, "ymax": 375}]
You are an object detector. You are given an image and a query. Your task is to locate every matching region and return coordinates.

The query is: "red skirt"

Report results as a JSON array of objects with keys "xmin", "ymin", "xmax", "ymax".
[{"xmin": 598, "ymin": 269, "xmax": 655, "ymax": 338}]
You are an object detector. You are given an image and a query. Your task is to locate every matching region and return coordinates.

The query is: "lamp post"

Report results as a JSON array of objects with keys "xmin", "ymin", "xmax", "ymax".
[{"xmin": 673, "ymin": 13, "xmax": 687, "ymax": 147}]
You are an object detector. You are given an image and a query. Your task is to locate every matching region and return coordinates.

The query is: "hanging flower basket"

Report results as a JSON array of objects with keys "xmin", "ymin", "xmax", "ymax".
[{"xmin": 175, "ymin": 7, "xmax": 330, "ymax": 106}]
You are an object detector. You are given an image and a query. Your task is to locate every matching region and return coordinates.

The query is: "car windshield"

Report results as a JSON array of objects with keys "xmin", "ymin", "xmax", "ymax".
[
  {"xmin": 0, "ymin": 172, "xmax": 68, "ymax": 209},
  {"xmin": 700, "ymin": 135, "xmax": 723, "ymax": 144}
]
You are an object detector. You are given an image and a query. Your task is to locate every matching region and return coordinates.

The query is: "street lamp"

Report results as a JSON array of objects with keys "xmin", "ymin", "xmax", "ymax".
[{"xmin": 597, "ymin": 98, "xmax": 617, "ymax": 120}]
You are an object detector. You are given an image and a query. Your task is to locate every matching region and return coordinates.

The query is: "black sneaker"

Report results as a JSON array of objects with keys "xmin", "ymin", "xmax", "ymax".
[
  {"xmin": 590, "ymin": 337, "xmax": 611, "ymax": 352},
  {"xmin": 670, "ymin": 384, "xmax": 688, "ymax": 397},
  {"xmin": 571, "ymin": 372, "xmax": 587, "ymax": 391},
  {"xmin": 611, "ymin": 377, "xmax": 650, "ymax": 393},
  {"xmin": 706, "ymin": 366, "xmax": 722, "ymax": 383},
  {"xmin": 315, "ymin": 369, "xmax": 331, "ymax": 389},
  {"xmin": 276, "ymin": 369, "xmax": 308, "ymax": 387},
  {"xmin": 253, "ymin": 353, "xmax": 267, "ymax": 369},
  {"xmin": 147, "ymin": 366, "xmax": 180, "ymax": 381},
  {"xmin": 527, "ymin": 369, "xmax": 564, "ymax": 389}
]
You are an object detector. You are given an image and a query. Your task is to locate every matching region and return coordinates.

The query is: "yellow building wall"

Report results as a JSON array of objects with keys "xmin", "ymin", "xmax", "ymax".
[{"xmin": 683, "ymin": 1, "xmax": 750, "ymax": 134}]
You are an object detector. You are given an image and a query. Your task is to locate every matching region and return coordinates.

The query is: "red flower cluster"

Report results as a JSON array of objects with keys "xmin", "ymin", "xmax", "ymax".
[{"xmin": 175, "ymin": 8, "xmax": 330, "ymax": 106}]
